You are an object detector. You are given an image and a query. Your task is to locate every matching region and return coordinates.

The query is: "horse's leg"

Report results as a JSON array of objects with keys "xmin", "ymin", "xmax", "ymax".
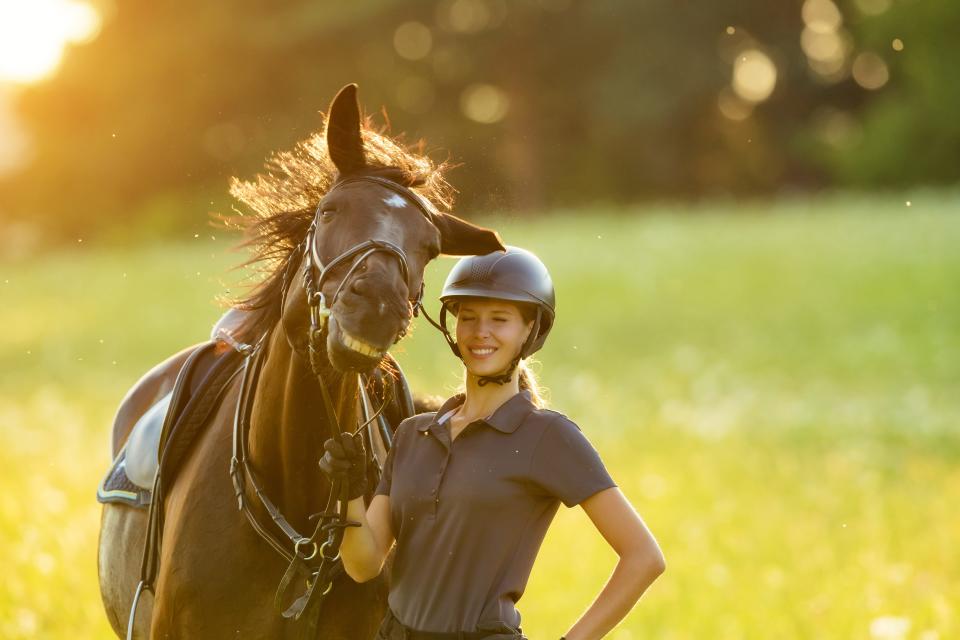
[{"xmin": 98, "ymin": 343, "xmax": 206, "ymax": 638}]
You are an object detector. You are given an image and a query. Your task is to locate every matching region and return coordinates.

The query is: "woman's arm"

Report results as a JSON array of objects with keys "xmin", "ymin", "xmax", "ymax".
[
  {"xmin": 339, "ymin": 494, "xmax": 395, "ymax": 583},
  {"xmin": 561, "ymin": 487, "xmax": 665, "ymax": 640}
]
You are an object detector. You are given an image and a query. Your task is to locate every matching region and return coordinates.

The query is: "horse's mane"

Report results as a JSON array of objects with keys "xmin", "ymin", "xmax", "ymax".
[{"xmin": 223, "ymin": 115, "xmax": 455, "ymax": 342}]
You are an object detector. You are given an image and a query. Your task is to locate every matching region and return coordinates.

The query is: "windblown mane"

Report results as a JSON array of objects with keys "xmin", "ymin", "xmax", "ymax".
[{"xmin": 223, "ymin": 115, "xmax": 455, "ymax": 342}]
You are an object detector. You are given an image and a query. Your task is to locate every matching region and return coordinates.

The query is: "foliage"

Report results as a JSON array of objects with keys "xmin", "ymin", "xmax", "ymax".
[{"xmin": 1, "ymin": 1, "xmax": 958, "ymax": 242}]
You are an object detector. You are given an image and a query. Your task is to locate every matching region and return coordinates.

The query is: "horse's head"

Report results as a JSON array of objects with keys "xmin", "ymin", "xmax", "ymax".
[{"xmin": 281, "ymin": 85, "xmax": 504, "ymax": 373}]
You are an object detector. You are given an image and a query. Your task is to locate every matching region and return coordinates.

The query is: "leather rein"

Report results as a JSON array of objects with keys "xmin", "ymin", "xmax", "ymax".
[{"xmin": 229, "ymin": 175, "xmax": 433, "ymax": 628}]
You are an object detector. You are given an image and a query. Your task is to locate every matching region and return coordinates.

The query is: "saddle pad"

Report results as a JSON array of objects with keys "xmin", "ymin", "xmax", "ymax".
[{"xmin": 97, "ymin": 445, "xmax": 152, "ymax": 508}]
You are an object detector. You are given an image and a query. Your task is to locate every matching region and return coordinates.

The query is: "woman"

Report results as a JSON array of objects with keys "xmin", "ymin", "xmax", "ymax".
[{"xmin": 320, "ymin": 247, "xmax": 665, "ymax": 640}]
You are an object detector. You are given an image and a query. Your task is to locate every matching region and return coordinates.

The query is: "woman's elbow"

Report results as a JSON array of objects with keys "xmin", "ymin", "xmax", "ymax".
[
  {"xmin": 343, "ymin": 560, "xmax": 383, "ymax": 584},
  {"xmin": 646, "ymin": 550, "xmax": 666, "ymax": 577},
  {"xmin": 624, "ymin": 545, "xmax": 666, "ymax": 579}
]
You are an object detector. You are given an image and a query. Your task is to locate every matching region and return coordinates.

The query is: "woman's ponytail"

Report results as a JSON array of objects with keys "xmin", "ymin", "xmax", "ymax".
[{"xmin": 518, "ymin": 359, "xmax": 547, "ymax": 408}]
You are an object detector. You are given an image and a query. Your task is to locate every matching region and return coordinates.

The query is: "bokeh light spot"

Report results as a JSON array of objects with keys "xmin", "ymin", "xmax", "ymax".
[
  {"xmin": 852, "ymin": 52, "xmax": 889, "ymax": 90},
  {"xmin": 442, "ymin": 0, "xmax": 491, "ymax": 33},
  {"xmin": 717, "ymin": 88, "xmax": 753, "ymax": 122},
  {"xmin": 732, "ymin": 49, "xmax": 777, "ymax": 103},
  {"xmin": 460, "ymin": 83, "xmax": 509, "ymax": 124},
  {"xmin": 393, "ymin": 21, "xmax": 433, "ymax": 61},
  {"xmin": 802, "ymin": 0, "xmax": 843, "ymax": 33},
  {"xmin": 892, "ymin": 38, "xmax": 904, "ymax": 52},
  {"xmin": 853, "ymin": 0, "xmax": 892, "ymax": 16}
]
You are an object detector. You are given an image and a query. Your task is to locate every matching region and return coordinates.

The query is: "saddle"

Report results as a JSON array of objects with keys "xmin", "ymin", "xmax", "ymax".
[{"xmin": 97, "ymin": 340, "xmax": 246, "ymax": 508}]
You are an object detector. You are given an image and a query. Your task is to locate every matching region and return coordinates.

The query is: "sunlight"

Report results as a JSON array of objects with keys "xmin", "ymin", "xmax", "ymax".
[{"xmin": 0, "ymin": 0, "xmax": 100, "ymax": 85}]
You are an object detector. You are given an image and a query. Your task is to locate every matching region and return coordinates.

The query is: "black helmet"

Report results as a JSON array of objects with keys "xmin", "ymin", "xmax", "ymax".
[{"xmin": 438, "ymin": 246, "xmax": 556, "ymax": 360}]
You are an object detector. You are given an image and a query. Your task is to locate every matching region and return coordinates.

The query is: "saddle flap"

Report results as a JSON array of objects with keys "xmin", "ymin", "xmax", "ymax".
[{"xmin": 125, "ymin": 391, "xmax": 173, "ymax": 489}]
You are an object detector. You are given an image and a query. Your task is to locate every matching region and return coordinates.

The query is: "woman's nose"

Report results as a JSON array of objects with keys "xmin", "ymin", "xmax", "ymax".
[{"xmin": 475, "ymin": 320, "xmax": 492, "ymax": 336}]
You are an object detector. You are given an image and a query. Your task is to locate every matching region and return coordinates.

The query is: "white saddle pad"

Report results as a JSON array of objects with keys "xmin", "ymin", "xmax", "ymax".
[{"xmin": 124, "ymin": 391, "xmax": 173, "ymax": 489}]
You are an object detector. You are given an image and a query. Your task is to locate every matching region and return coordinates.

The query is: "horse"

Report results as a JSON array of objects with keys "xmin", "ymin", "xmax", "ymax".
[{"xmin": 97, "ymin": 83, "xmax": 504, "ymax": 639}]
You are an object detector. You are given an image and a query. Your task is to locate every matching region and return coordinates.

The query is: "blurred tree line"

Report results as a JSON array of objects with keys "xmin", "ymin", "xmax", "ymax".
[{"xmin": 0, "ymin": 0, "xmax": 957, "ymax": 241}]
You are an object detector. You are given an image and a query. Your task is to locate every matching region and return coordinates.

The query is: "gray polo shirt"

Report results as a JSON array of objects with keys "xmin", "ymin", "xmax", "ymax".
[{"xmin": 374, "ymin": 390, "xmax": 616, "ymax": 634}]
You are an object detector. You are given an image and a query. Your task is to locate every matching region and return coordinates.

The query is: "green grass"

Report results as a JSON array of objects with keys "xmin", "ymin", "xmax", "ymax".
[{"xmin": 1, "ymin": 194, "xmax": 958, "ymax": 639}]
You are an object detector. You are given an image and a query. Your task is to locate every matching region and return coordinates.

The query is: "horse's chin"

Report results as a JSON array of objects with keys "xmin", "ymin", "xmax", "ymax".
[{"xmin": 326, "ymin": 316, "xmax": 389, "ymax": 373}]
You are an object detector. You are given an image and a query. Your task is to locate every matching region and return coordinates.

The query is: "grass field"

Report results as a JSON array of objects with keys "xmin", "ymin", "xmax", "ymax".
[{"xmin": 1, "ymin": 194, "xmax": 958, "ymax": 639}]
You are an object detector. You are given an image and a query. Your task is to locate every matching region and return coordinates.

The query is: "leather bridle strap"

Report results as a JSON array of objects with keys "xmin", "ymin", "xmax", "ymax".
[{"xmin": 298, "ymin": 176, "xmax": 436, "ymax": 378}]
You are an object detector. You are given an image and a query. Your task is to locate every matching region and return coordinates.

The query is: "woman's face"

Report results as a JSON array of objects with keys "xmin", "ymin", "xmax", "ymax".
[{"xmin": 454, "ymin": 298, "xmax": 534, "ymax": 377}]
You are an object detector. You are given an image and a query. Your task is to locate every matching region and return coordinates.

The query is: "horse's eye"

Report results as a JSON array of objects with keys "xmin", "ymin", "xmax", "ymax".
[{"xmin": 320, "ymin": 208, "xmax": 336, "ymax": 222}]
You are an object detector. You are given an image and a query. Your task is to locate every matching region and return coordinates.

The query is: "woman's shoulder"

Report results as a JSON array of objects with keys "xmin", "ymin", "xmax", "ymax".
[{"xmin": 529, "ymin": 406, "xmax": 582, "ymax": 433}]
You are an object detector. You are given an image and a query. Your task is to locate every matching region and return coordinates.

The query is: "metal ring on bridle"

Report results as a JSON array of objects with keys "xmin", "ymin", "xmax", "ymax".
[
  {"xmin": 318, "ymin": 539, "xmax": 341, "ymax": 562},
  {"xmin": 294, "ymin": 538, "xmax": 318, "ymax": 561}
]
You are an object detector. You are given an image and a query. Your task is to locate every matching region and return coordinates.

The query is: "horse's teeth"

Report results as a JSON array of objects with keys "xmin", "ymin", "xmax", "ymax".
[{"xmin": 341, "ymin": 330, "xmax": 384, "ymax": 358}]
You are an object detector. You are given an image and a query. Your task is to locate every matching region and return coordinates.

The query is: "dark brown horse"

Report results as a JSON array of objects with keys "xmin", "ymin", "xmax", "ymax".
[{"xmin": 97, "ymin": 84, "xmax": 503, "ymax": 638}]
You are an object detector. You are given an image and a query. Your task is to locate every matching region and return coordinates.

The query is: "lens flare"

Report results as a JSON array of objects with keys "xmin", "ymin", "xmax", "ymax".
[{"xmin": 0, "ymin": 0, "xmax": 100, "ymax": 85}]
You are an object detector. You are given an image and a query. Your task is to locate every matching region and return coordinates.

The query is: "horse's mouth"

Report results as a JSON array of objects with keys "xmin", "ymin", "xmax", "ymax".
[
  {"xmin": 326, "ymin": 315, "xmax": 392, "ymax": 372},
  {"xmin": 338, "ymin": 327, "xmax": 386, "ymax": 359}
]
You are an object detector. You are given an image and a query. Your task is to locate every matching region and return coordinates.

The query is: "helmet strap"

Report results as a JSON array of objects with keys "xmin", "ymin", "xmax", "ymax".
[{"xmin": 418, "ymin": 301, "xmax": 462, "ymax": 358}]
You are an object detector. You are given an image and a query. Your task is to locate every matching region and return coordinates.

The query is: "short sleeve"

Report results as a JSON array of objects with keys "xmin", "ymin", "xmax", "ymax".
[
  {"xmin": 374, "ymin": 416, "xmax": 416, "ymax": 496},
  {"xmin": 528, "ymin": 415, "xmax": 616, "ymax": 507}
]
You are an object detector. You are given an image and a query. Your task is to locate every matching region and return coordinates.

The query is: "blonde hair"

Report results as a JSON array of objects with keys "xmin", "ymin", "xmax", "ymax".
[{"xmin": 518, "ymin": 359, "xmax": 547, "ymax": 408}]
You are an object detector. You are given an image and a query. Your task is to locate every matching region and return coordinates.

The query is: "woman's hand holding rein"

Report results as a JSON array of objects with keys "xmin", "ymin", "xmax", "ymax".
[{"xmin": 318, "ymin": 431, "xmax": 368, "ymax": 500}]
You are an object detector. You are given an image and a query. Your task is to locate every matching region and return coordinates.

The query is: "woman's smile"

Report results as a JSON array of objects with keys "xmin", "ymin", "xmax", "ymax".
[{"xmin": 467, "ymin": 345, "xmax": 498, "ymax": 359}]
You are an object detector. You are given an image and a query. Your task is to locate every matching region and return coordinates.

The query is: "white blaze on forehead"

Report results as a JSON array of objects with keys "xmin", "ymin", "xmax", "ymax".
[{"xmin": 383, "ymin": 194, "xmax": 408, "ymax": 209}]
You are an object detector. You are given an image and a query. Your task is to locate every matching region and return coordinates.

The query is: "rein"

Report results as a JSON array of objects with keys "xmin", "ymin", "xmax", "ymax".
[
  {"xmin": 230, "ymin": 175, "xmax": 433, "ymax": 629},
  {"xmin": 125, "ymin": 175, "xmax": 430, "ymax": 639}
]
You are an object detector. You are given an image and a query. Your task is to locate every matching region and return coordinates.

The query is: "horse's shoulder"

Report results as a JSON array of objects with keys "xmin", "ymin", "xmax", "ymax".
[{"xmin": 111, "ymin": 342, "xmax": 209, "ymax": 456}]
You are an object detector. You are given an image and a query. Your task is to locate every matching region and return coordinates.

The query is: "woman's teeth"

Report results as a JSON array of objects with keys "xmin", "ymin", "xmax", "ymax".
[{"xmin": 470, "ymin": 347, "xmax": 496, "ymax": 356}]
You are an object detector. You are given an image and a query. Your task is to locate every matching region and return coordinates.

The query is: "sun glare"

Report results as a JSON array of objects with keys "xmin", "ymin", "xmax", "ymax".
[{"xmin": 0, "ymin": 0, "xmax": 101, "ymax": 85}]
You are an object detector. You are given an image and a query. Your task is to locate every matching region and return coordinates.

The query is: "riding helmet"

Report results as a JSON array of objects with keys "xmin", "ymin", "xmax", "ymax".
[{"xmin": 438, "ymin": 246, "xmax": 556, "ymax": 359}]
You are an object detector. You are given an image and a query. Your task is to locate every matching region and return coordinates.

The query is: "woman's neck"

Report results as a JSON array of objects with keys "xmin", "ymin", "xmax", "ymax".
[{"xmin": 458, "ymin": 370, "xmax": 521, "ymax": 421}]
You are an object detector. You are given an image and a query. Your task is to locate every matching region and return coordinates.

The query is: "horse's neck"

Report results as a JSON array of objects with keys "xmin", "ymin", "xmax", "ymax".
[{"xmin": 248, "ymin": 328, "xmax": 357, "ymax": 527}]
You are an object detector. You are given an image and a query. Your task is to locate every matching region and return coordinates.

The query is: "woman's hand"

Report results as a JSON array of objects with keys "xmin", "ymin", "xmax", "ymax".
[{"xmin": 318, "ymin": 432, "xmax": 367, "ymax": 500}]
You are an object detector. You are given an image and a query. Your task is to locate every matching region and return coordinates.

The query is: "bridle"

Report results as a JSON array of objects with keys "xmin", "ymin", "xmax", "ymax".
[
  {"xmin": 229, "ymin": 175, "xmax": 434, "ymax": 633},
  {"xmin": 300, "ymin": 175, "xmax": 435, "ymax": 365}
]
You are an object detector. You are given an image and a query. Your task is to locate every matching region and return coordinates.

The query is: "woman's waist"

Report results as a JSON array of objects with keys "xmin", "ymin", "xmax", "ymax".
[{"xmin": 379, "ymin": 607, "xmax": 525, "ymax": 640}]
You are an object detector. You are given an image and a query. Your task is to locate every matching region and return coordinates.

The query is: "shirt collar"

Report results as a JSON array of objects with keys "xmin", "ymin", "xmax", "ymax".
[{"xmin": 417, "ymin": 390, "xmax": 536, "ymax": 434}]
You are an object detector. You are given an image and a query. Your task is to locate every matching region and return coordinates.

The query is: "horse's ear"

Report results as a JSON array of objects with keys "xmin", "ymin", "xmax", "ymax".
[
  {"xmin": 326, "ymin": 83, "xmax": 366, "ymax": 175},
  {"xmin": 434, "ymin": 213, "xmax": 505, "ymax": 256}
]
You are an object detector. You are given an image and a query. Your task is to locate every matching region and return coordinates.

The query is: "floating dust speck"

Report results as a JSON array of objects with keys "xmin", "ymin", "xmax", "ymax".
[
  {"xmin": 906, "ymin": 201, "xmax": 912, "ymax": 207},
  {"xmin": 726, "ymin": 26, "xmax": 736, "ymax": 35}
]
